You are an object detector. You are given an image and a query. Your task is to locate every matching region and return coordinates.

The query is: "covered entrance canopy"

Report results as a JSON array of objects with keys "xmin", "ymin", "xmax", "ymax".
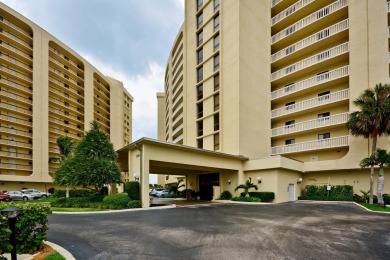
[{"xmin": 117, "ymin": 138, "xmax": 248, "ymax": 207}]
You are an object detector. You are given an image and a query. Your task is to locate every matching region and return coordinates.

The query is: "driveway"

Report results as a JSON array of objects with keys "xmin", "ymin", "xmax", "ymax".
[{"xmin": 47, "ymin": 202, "xmax": 390, "ymax": 260}]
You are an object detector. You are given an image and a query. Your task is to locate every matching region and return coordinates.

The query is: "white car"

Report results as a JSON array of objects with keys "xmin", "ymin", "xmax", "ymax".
[
  {"xmin": 21, "ymin": 189, "xmax": 50, "ymax": 199},
  {"xmin": 6, "ymin": 191, "xmax": 35, "ymax": 201},
  {"xmin": 155, "ymin": 190, "xmax": 170, "ymax": 198},
  {"xmin": 150, "ymin": 188, "xmax": 165, "ymax": 197}
]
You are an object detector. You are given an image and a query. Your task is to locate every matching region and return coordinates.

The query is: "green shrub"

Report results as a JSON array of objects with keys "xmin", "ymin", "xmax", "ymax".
[
  {"xmin": 240, "ymin": 192, "xmax": 275, "ymax": 202},
  {"xmin": 299, "ymin": 185, "xmax": 353, "ymax": 201},
  {"xmin": 51, "ymin": 195, "xmax": 104, "ymax": 208},
  {"xmin": 220, "ymin": 190, "xmax": 232, "ymax": 200},
  {"xmin": 384, "ymin": 194, "xmax": 390, "ymax": 204},
  {"xmin": 127, "ymin": 200, "xmax": 142, "ymax": 208},
  {"xmin": 52, "ymin": 189, "xmax": 96, "ymax": 198},
  {"xmin": 101, "ymin": 194, "xmax": 130, "ymax": 209},
  {"xmin": 48, "ymin": 187, "xmax": 55, "ymax": 194},
  {"xmin": 232, "ymin": 196, "xmax": 261, "ymax": 202},
  {"xmin": 124, "ymin": 182, "xmax": 140, "ymax": 200},
  {"xmin": 0, "ymin": 203, "xmax": 51, "ymax": 254}
]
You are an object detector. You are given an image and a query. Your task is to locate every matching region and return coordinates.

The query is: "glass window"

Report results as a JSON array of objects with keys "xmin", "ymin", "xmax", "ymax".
[
  {"xmin": 317, "ymin": 28, "xmax": 330, "ymax": 40},
  {"xmin": 197, "ymin": 12, "xmax": 203, "ymax": 29},
  {"xmin": 318, "ymin": 112, "xmax": 330, "ymax": 120},
  {"xmin": 285, "ymin": 120, "xmax": 295, "ymax": 128},
  {"xmin": 285, "ymin": 65, "xmax": 295, "ymax": 74},
  {"xmin": 317, "ymin": 71, "xmax": 329, "ymax": 81},
  {"xmin": 214, "ymin": 34, "xmax": 220, "ymax": 51},
  {"xmin": 197, "ymin": 31, "xmax": 203, "ymax": 46},
  {"xmin": 214, "ymin": 113, "xmax": 220, "ymax": 131},
  {"xmin": 197, "ymin": 84, "xmax": 203, "ymax": 100},
  {"xmin": 285, "ymin": 25, "xmax": 295, "ymax": 36},
  {"xmin": 197, "ymin": 67, "xmax": 203, "ymax": 82},
  {"xmin": 285, "ymin": 45, "xmax": 295, "ymax": 55},
  {"xmin": 197, "ymin": 0, "xmax": 203, "ymax": 11},
  {"xmin": 197, "ymin": 102, "xmax": 203, "ymax": 118},
  {"xmin": 317, "ymin": 50, "xmax": 330, "ymax": 61},
  {"xmin": 214, "ymin": 133, "xmax": 220, "ymax": 151},
  {"xmin": 197, "ymin": 121, "xmax": 203, "ymax": 136},
  {"xmin": 318, "ymin": 91, "xmax": 330, "ymax": 101},
  {"xmin": 318, "ymin": 133, "xmax": 330, "ymax": 140},
  {"xmin": 214, "ymin": 15, "xmax": 220, "ymax": 32},
  {"xmin": 317, "ymin": 7, "xmax": 330, "ymax": 19},
  {"xmin": 214, "ymin": 74, "xmax": 220, "ymax": 91},
  {"xmin": 214, "ymin": 54, "xmax": 220, "ymax": 71},
  {"xmin": 197, "ymin": 49, "xmax": 203, "ymax": 64},
  {"xmin": 284, "ymin": 83, "xmax": 295, "ymax": 92},
  {"xmin": 214, "ymin": 94, "xmax": 220, "ymax": 111},
  {"xmin": 285, "ymin": 101, "xmax": 295, "ymax": 110},
  {"xmin": 197, "ymin": 138, "xmax": 203, "ymax": 149},
  {"xmin": 285, "ymin": 139, "xmax": 295, "ymax": 145},
  {"xmin": 214, "ymin": 0, "xmax": 220, "ymax": 11}
]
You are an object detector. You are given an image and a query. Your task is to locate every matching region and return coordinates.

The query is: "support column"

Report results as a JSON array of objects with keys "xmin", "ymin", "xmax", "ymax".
[{"xmin": 140, "ymin": 144, "xmax": 150, "ymax": 208}]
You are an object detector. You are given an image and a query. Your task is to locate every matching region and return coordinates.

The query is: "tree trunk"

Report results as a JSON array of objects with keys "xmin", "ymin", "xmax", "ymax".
[
  {"xmin": 369, "ymin": 136, "xmax": 378, "ymax": 204},
  {"xmin": 377, "ymin": 167, "xmax": 385, "ymax": 206}
]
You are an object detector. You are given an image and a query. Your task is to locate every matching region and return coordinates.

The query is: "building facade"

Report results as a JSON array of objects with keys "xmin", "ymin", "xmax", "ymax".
[
  {"xmin": 0, "ymin": 3, "xmax": 133, "ymax": 191},
  {"xmin": 153, "ymin": 0, "xmax": 390, "ymax": 203}
]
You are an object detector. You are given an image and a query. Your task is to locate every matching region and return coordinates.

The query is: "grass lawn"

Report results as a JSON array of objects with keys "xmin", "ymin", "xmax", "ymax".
[
  {"xmin": 43, "ymin": 251, "xmax": 66, "ymax": 260},
  {"xmin": 359, "ymin": 203, "xmax": 390, "ymax": 212},
  {"xmin": 51, "ymin": 207, "xmax": 109, "ymax": 212}
]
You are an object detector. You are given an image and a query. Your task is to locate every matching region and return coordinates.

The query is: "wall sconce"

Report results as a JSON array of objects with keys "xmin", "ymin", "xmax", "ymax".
[
  {"xmin": 297, "ymin": 177, "xmax": 303, "ymax": 184},
  {"xmin": 228, "ymin": 180, "xmax": 231, "ymax": 185},
  {"xmin": 257, "ymin": 177, "xmax": 261, "ymax": 184},
  {"xmin": 133, "ymin": 173, "xmax": 139, "ymax": 181}
]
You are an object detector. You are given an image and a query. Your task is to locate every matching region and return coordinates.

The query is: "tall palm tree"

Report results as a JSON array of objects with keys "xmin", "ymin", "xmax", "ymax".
[
  {"xmin": 235, "ymin": 178, "xmax": 258, "ymax": 197},
  {"xmin": 347, "ymin": 83, "xmax": 390, "ymax": 204},
  {"xmin": 49, "ymin": 136, "xmax": 75, "ymax": 197}
]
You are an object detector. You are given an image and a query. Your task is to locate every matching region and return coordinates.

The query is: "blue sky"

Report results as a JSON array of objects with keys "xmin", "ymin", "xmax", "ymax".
[{"xmin": 2, "ymin": 0, "xmax": 184, "ymax": 140}]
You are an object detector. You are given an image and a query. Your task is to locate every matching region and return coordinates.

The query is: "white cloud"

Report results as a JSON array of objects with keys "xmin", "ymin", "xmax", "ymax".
[{"xmin": 80, "ymin": 52, "xmax": 165, "ymax": 141}]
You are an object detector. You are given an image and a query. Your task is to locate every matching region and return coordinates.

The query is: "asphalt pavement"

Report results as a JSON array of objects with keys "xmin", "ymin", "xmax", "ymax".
[{"xmin": 47, "ymin": 202, "xmax": 390, "ymax": 260}]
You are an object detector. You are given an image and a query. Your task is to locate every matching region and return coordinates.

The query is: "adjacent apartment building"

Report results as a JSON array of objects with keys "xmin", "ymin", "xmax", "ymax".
[
  {"xmin": 148, "ymin": 0, "xmax": 390, "ymax": 203},
  {"xmin": 0, "ymin": 3, "xmax": 133, "ymax": 191}
]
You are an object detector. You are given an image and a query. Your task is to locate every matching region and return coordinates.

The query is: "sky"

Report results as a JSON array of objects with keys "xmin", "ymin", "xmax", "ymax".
[{"xmin": 1, "ymin": 0, "xmax": 185, "ymax": 183}]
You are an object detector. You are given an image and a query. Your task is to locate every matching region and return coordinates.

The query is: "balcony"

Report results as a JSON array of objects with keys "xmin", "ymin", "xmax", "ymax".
[
  {"xmin": 0, "ymin": 102, "xmax": 32, "ymax": 116},
  {"xmin": 271, "ymin": 42, "xmax": 349, "ymax": 82},
  {"xmin": 0, "ymin": 17, "xmax": 32, "ymax": 39},
  {"xmin": 49, "ymin": 87, "xmax": 84, "ymax": 107},
  {"xmin": 0, "ymin": 139, "xmax": 32, "ymax": 149},
  {"xmin": 0, "ymin": 163, "xmax": 33, "ymax": 171},
  {"xmin": 271, "ymin": 0, "xmax": 315, "ymax": 26},
  {"xmin": 271, "ymin": 89, "xmax": 349, "ymax": 119},
  {"xmin": 0, "ymin": 115, "xmax": 32, "ymax": 126},
  {"xmin": 0, "ymin": 53, "xmax": 33, "ymax": 72},
  {"xmin": 271, "ymin": 135, "xmax": 349, "ymax": 155},
  {"xmin": 173, "ymin": 133, "xmax": 184, "ymax": 144},
  {"xmin": 271, "ymin": 112, "xmax": 349, "ymax": 137},
  {"xmin": 172, "ymin": 92, "xmax": 184, "ymax": 110},
  {"xmin": 0, "ymin": 126, "xmax": 32, "ymax": 138},
  {"xmin": 172, "ymin": 124, "xmax": 183, "ymax": 138},
  {"xmin": 271, "ymin": 0, "xmax": 283, "ymax": 8},
  {"xmin": 0, "ymin": 78, "xmax": 32, "ymax": 94},
  {"xmin": 0, "ymin": 150, "xmax": 32, "ymax": 160},
  {"xmin": 271, "ymin": 19, "xmax": 349, "ymax": 63},
  {"xmin": 49, "ymin": 77, "xmax": 84, "ymax": 98},
  {"xmin": 172, "ymin": 103, "xmax": 183, "ymax": 118},
  {"xmin": 0, "ymin": 29, "xmax": 32, "ymax": 50},
  {"xmin": 271, "ymin": 65, "xmax": 349, "ymax": 100},
  {"xmin": 49, "ymin": 97, "xmax": 83, "ymax": 116},
  {"xmin": 0, "ymin": 41, "xmax": 32, "ymax": 61},
  {"xmin": 49, "ymin": 57, "xmax": 84, "ymax": 80},
  {"xmin": 49, "ymin": 47, "xmax": 83, "ymax": 72},
  {"xmin": 0, "ymin": 65, "xmax": 32, "ymax": 83},
  {"xmin": 271, "ymin": 0, "xmax": 348, "ymax": 44},
  {"xmin": 0, "ymin": 89, "xmax": 32, "ymax": 105}
]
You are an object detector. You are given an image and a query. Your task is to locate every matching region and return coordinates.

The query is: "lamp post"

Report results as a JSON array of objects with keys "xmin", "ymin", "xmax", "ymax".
[{"xmin": 1, "ymin": 207, "xmax": 23, "ymax": 260}]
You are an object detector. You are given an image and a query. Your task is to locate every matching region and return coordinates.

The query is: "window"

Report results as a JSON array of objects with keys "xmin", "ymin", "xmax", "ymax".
[
  {"xmin": 197, "ymin": 67, "xmax": 203, "ymax": 82},
  {"xmin": 317, "ymin": 71, "xmax": 329, "ymax": 81},
  {"xmin": 64, "ymin": 93, "xmax": 69, "ymax": 98},
  {"xmin": 318, "ymin": 112, "xmax": 330, "ymax": 120},
  {"xmin": 284, "ymin": 83, "xmax": 295, "ymax": 93},
  {"xmin": 317, "ymin": 7, "xmax": 330, "ymax": 19},
  {"xmin": 285, "ymin": 25, "xmax": 295, "ymax": 36},
  {"xmin": 317, "ymin": 50, "xmax": 330, "ymax": 61},
  {"xmin": 197, "ymin": 49, "xmax": 203, "ymax": 64},
  {"xmin": 214, "ymin": 74, "xmax": 220, "ymax": 91},
  {"xmin": 197, "ymin": 12, "xmax": 203, "ymax": 29},
  {"xmin": 214, "ymin": 94, "xmax": 220, "ymax": 111},
  {"xmin": 318, "ymin": 133, "xmax": 330, "ymax": 140},
  {"xmin": 318, "ymin": 91, "xmax": 330, "ymax": 101},
  {"xmin": 197, "ymin": 85, "xmax": 203, "ymax": 100},
  {"xmin": 197, "ymin": 0, "xmax": 203, "ymax": 10},
  {"xmin": 214, "ymin": 34, "xmax": 220, "ymax": 51},
  {"xmin": 64, "ymin": 65, "xmax": 69, "ymax": 70},
  {"xmin": 285, "ymin": 101, "xmax": 295, "ymax": 110},
  {"xmin": 197, "ymin": 31, "xmax": 203, "ymax": 46},
  {"xmin": 197, "ymin": 138, "xmax": 203, "ymax": 149},
  {"xmin": 285, "ymin": 5, "xmax": 296, "ymax": 16},
  {"xmin": 214, "ymin": 113, "xmax": 220, "ymax": 131},
  {"xmin": 64, "ymin": 83, "xmax": 69, "ymax": 88},
  {"xmin": 214, "ymin": 54, "xmax": 220, "ymax": 71},
  {"xmin": 197, "ymin": 121, "xmax": 203, "ymax": 136},
  {"xmin": 285, "ymin": 120, "xmax": 295, "ymax": 128},
  {"xmin": 214, "ymin": 133, "xmax": 220, "ymax": 151},
  {"xmin": 285, "ymin": 45, "xmax": 295, "ymax": 55},
  {"xmin": 214, "ymin": 0, "xmax": 220, "ymax": 11},
  {"xmin": 285, "ymin": 65, "xmax": 295, "ymax": 74},
  {"xmin": 214, "ymin": 15, "xmax": 220, "ymax": 32},
  {"xmin": 285, "ymin": 139, "xmax": 295, "ymax": 145},
  {"xmin": 197, "ymin": 102, "xmax": 203, "ymax": 118},
  {"xmin": 317, "ymin": 28, "xmax": 330, "ymax": 40}
]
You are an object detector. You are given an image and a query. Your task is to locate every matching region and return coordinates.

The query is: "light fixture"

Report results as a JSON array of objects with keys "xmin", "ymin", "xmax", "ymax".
[
  {"xmin": 1, "ymin": 207, "xmax": 23, "ymax": 260},
  {"xmin": 257, "ymin": 177, "xmax": 261, "ymax": 184},
  {"xmin": 228, "ymin": 180, "xmax": 231, "ymax": 185},
  {"xmin": 297, "ymin": 177, "xmax": 303, "ymax": 184},
  {"xmin": 133, "ymin": 173, "xmax": 139, "ymax": 181}
]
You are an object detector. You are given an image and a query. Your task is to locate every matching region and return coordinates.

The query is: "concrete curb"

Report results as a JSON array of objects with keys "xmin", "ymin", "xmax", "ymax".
[
  {"xmin": 211, "ymin": 200, "xmax": 276, "ymax": 205},
  {"xmin": 45, "ymin": 241, "xmax": 75, "ymax": 260},
  {"xmin": 52, "ymin": 204, "xmax": 176, "ymax": 214},
  {"xmin": 297, "ymin": 200, "xmax": 390, "ymax": 214}
]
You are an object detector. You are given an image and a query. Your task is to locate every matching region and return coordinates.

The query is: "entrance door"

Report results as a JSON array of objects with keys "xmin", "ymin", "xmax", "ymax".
[
  {"xmin": 199, "ymin": 173, "xmax": 219, "ymax": 201},
  {"xmin": 288, "ymin": 184, "xmax": 295, "ymax": 202}
]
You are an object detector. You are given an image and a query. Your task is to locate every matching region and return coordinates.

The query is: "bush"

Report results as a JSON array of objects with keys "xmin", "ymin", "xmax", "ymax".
[
  {"xmin": 52, "ymin": 189, "xmax": 96, "ymax": 198},
  {"xmin": 127, "ymin": 200, "xmax": 142, "ymax": 208},
  {"xmin": 384, "ymin": 194, "xmax": 390, "ymax": 204},
  {"xmin": 232, "ymin": 196, "xmax": 261, "ymax": 202},
  {"xmin": 124, "ymin": 182, "xmax": 140, "ymax": 200},
  {"xmin": 0, "ymin": 203, "xmax": 51, "ymax": 254},
  {"xmin": 299, "ymin": 185, "xmax": 353, "ymax": 201},
  {"xmin": 51, "ymin": 195, "xmax": 105, "ymax": 208},
  {"xmin": 220, "ymin": 190, "xmax": 232, "ymax": 200},
  {"xmin": 240, "ymin": 192, "xmax": 275, "ymax": 202},
  {"xmin": 48, "ymin": 187, "xmax": 55, "ymax": 194},
  {"xmin": 101, "ymin": 194, "xmax": 130, "ymax": 209}
]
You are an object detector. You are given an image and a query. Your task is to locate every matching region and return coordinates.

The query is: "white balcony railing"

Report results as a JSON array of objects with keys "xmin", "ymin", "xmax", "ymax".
[
  {"xmin": 0, "ymin": 103, "xmax": 32, "ymax": 115},
  {"xmin": 0, "ymin": 150, "xmax": 32, "ymax": 159},
  {"xmin": 0, "ymin": 115, "xmax": 32, "ymax": 126},
  {"xmin": 172, "ymin": 103, "xmax": 183, "ymax": 118},
  {"xmin": 271, "ymin": 65, "xmax": 349, "ymax": 100},
  {"xmin": 271, "ymin": 0, "xmax": 348, "ymax": 44},
  {"xmin": 271, "ymin": 89, "xmax": 349, "ymax": 118},
  {"xmin": 0, "ymin": 163, "xmax": 32, "ymax": 171},
  {"xmin": 172, "ymin": 124, "xmax": 183, "ymax": 137},
  {"xmin": 0, "ymin": 126, "xmax": 32, "ymax": 138},
  {"xmin": 173, "ymin": 133, "xmax": 184, "ymax": 143},
  {"xmin": 271, "ymin": 42, "xmax": 349, "ymax": 81},
  {"xmin": 271, "ymin": 0, "xmax": 283, "ymax": 8},
  {"xmin": 271, "ymin": 112, "xmax": 349, "ymax": 137},
  {"xmin": 272, "ymin": 19, "xmax": 349, "ymax": 63},
  {"xmin": 271, "ymin": 135, "xmax": 349, "ymax": 155},
  {"xmin": 271, "ymin": 0, "xmax": 315, "ymax": 26},
  {"xmin": 172, "ymin": 113, "xmax": 184, "ymax": 127}
]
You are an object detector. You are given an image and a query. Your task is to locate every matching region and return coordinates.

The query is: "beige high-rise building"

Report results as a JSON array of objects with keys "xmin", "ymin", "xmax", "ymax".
[{"xmin": 0, "ymin": 3, "xmax": 133, "ymax": 191}]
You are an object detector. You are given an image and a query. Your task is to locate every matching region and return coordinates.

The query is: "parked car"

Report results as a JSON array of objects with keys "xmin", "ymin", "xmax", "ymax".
[
  {"xmin": 150, "ymin": 188, "xmax": 165, "ymax": 197},
  {"xmin": 6, "ymin": 191, "xmax": 35, "ymax": 201},
  {"xmin": 155, "ymin": 190, "xmax": 170, "ymax": 198},
  {"xmin": 21, "ymin": 189, "xmax": 50, "ymax": 199},
  {"xmin": 0, "ymin": 193, "xmax": 12, "ymax": 202}
]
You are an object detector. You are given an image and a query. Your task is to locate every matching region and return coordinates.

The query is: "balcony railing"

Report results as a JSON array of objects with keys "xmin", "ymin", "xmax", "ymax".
[
  {"xmin": 0, "ymin": 103, "xmax": 32, "ymax": 116},
  {"xmin": 0, "ymin": 126, "xmax": 32, "ymax": 138},
  {"xmin": 173, "ymin": 133, "xmax": 184, "ymax": 143},
  {"xmin": 271, "ymin": 42, "xmax": 349, "ymax": 81},
  {"xmin": 0, "ymin": 53, "xmax": 33, "ymax": 71},
  {"xmin": 49, "ymin": 47, "xmax": 82, "ymax": 71},
  {"xmin": 0, "ymin": 89, "xmax": 32, "ymax": 104},
  {"xmin": 0, "ymin": 41, "xmax": 32, "ymax": 60},
  {"xmin": 0, "ymin": 65, "xmax": 32, "ymax": 82},
  {"xmin": 0, "ymin": 115, "xmax": 32, "ymax": 126},
  {"xmin": 271, "ymin": 0, "xmax": 348, "ymax": 44},
  {"xmin": 172, "ymin": 124, "xmax": 183, "ymax": 137},
  {"xmin": 0, "ymin": 78, "xmax": 32, "ymax": 94},
  {"xmin": 0, "ymin": 150, "xmax": 32, "ymax": 159},
  {"xmin": 271, "ymin": 135, "xmax": 349, "ymax": 155},
  {"xmin": 172, "ymin": 92, "xmax": 184, "ymax": 109},
  {"xmin": 271, "ymin": 89, "xmax": 349, "ymax": 118},
  {"xmin": 0, "ymin": 163, "xmax": 32, "ymax": 171},
  {"xmin": 0, "ymin": 138, "xmax": 32, "ymax": 148},
  {"xmin": 271, "ymin": 19, "xmax": 349, "ymax": 63},
  {"xmin": 271, "ymin": 0, "xmax": 283, "ymax": 8},
  {"xmin": 271, "ymin": 0, "xmax": 315, "ymax": 26},
  {"xmin": 271, "ymin": 112, "xmax": 349, "ymax": 137},
  {"xmin": 172, "ymin": 113, "xmax": 184, "ymax": 127},
  {"xmin": 271, "ymin": 65, "xmax": 349, "ymax": 100},
  {"xmin": 0, "ymin": 17, "xmax": 32, "ymax": 38},
  {"xmin": 0, "ymin": 30, "xmax": 32, "ymax": 49},
  {"xmin": 49, "ymin": 57, "xmax": 84, "ymax": 79},
  {"xmin": 172, "ymin": 103, "xmax": 183, "ymax": 118}
]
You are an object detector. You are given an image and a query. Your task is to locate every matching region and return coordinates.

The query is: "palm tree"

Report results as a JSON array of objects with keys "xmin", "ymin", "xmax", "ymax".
[
  {"xmin": 235, "ymin": 178, "xmax": 258, "ymax": 197},
  {"xmin": 168, "ymin": 179, "xmax": 185, "ymax": 195},
  {"xmin": 49, "ymin": 136, "xmax": 75, "ymax": 198},
  {"xmin": 347, "ymin": 83, "xmax": 390, "ymax": 204},
  {"xmin": 360, "ymin": 148, "xmax": 390, "ymax": 206}
]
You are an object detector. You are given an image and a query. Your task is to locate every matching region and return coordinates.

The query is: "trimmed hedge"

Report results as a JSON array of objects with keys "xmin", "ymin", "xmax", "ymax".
[
  {"xmin": 127, "ymin": 200, "xmax": 142, "ymax": 208},
  {"xmin": 52, "ymin": 189, "xmax": 96, "ymax": 198},
  {"xmin": 125, "ymin": 181, "xmax": 140, "ymax": 200},
  {"xmin": 232, "ymin": 196, "xmax": 261, "ymax": 202},
  {"xmin": 0, "ymin": 203, "xmax": 51, "ymax": 254},
  {"xmin": 299, "ymin": 185, "xmax": 353, "ymax": 201},
  {"xmin": 51, "ymin": 195, "xmax": 105, "ymax": 208},
  {"xmin": 240, "ymin": 192, "xmax": 275, "ymax": 202},
  {"xmin": 101, "ymin": 195, "xmax": 130, "ymax": 209},
  {"xmin": 220, "ymin": 190, "xmax": 232, "ymax": 200}
]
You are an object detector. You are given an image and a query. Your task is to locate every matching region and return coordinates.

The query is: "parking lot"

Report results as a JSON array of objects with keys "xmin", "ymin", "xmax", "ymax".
[{"xmin": 47, "ymin": 202, "xmax": 390, "ymax": 260}]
